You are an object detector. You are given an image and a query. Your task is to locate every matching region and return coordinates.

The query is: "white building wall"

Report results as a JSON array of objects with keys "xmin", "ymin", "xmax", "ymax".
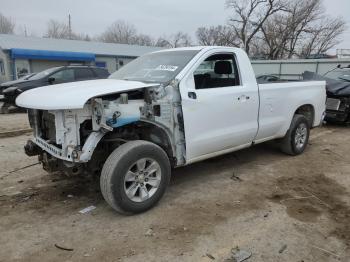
[
  {"xmin": 117, "ymin": 57, "xmax": 133, "ymax": 70},
  {"xmin": 95, "ymin": 56, "xmax": 117, "ymax": 73},
  {"xmin": 0, "ymin": 49, "xmax": 12, "ymax": 83},
  {"xmin": 14, "ymin": 59, "xmax": 31, "ymax": 79},
  {"xmin": 30, "ymin": 60, "xmax": 68, "ymax": 73},
  {"xmin": 95, "ymin": 56, "xmax": 136, "ymax": 73}
]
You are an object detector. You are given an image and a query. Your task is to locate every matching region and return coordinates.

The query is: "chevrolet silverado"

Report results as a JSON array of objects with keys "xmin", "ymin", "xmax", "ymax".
[{"xmin": 16, "ymin": 46, "xmax": 326, "ymax": 214}]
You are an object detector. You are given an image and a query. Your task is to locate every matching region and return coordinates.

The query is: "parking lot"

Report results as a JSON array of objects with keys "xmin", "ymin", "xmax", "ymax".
[{"xmin": 0, "ymin": 113, "xmax": 349, "ymax": 262}]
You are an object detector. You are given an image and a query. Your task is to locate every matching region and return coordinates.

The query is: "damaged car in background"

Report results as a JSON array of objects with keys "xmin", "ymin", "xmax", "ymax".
[
  {"xmin": 303, "ymin": 67, "xmax": 350, "ymax": 124},
  {"xmin": 16, "ymin": 46, "xmax": 326, "ymax": 214},
  {"xmin": 1, "ymin": 66, "xmax": 109, "ymax": 113}
]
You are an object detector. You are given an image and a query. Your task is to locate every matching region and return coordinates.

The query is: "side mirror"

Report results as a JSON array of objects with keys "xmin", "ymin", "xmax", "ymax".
[{"xmin": 48, "ymin": 77, "xmax": 55, "ymax": 84}]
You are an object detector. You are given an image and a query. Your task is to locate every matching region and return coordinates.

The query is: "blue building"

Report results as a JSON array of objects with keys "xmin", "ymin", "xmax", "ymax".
[{"xmin": 0, "ymin": 34, "xmax": 162, "ymax": 83}]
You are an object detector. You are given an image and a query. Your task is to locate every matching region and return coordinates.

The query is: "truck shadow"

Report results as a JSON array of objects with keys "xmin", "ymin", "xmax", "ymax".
[
  {"xmin": 2, "ymin": 126, "xmax": 336, "ymax": 216},
  {"xmin": 171, "ymin": 141, "xmax": 284, "ymax": 186}
]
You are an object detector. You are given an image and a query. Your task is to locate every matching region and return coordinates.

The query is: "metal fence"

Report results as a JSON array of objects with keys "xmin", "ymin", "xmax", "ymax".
[{"xmin": 251, "ymin": 58, "xmax": 350, "ymax": 79}]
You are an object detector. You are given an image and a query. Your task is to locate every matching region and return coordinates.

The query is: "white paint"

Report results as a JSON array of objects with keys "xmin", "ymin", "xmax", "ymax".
[
  {"xmin": 179, "ymin": 47, "xmax": 259, "ymax": 161},
  {"xmin": 177, "ymin": 47, "xmax": 326, "ymax": 162},
  {"xmin": 256, "ymin": 81, "xmax": 326, "ymax": 141}
]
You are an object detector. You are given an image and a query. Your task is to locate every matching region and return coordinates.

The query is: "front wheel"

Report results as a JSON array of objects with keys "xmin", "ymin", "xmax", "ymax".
[
  {"xmin": 279, "ymin": 114, "xmax": 310, "ymax": 156},
  {"xmin": 100, "ymin": 140, "xmax": 171, "ymax": 214}
]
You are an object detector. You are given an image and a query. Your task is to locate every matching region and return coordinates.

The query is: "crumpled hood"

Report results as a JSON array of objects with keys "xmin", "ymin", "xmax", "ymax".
[
  {"xmin": 303, "ymin": 71, "xmax": 350, "ymax": 97},
  {"xmin": 16, "ymin": 79, "xmax": 159, "ymax": 110}
]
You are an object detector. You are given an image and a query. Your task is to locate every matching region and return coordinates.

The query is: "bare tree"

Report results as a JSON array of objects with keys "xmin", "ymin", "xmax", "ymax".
[
  {"xmin": 282, "ymin": 0, "xmax": 323, "ymax": 58},
  {"xmin": 259, "ymin": 0, "xmax": 346, "ymax": 59},
  {"xmin": 44, "ymin": 20, "xmax": 71, "ymax": 39},
  {"xmin": 44, "ymin": 19, "xmax": 91, "ymax": 41},
  {"xmin": 100, "ymin": 20, "xmax": 157, "ymax": 46},
  {"xmin": 0, "ymin": 13, "xmax": 15, "ymax": 34},
  {"xmin": 101, "ymin": 20, "xmax": 137, "ymax": 44},
  {"xmin": 196, "ymin": 25, "xmax": 238, "ymax": 46},
  {"xmin": 225, "ymin": 0, "xmax": 287, "ymax": 55},
  {"xmin": 133, "ymin": 34, "xmax": 155, "ymax": 46},
  {"xmin": 155, "ymin": 32, "xmax": 192, "ymax": 48},
  {"xmin": 100, "ymin": 20, "xmax": 138, "ymax": 44},
  {"xmin": 300, "ymin": 17, "xmax": 346, "ymax": 57}
]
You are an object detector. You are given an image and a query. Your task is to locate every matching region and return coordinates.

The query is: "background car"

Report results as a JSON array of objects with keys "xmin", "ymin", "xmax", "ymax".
[
  {"xmin": 256, "ymin": 74, "xmax": 281, "ymax": 83},
  {"xmin": 0, "ymin": 73, "xmax": 36, "ymax": 95},
  {"xmin": 1, "ymin": 66, "xmax": 109, "ymax": 113},
  {"xmin": 303, "ymin": 68, "xmax": 350, "ymax": 124},
  {"xmin": 323, "ymin": 66, "xmax": 350, "ymax": 123}
]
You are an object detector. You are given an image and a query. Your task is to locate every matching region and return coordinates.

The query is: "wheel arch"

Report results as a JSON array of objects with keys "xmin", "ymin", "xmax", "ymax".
[
  {"xmin": 137, "ymin": 120, "xmax": 176, "ymax": 163},
  {"xmin": 294, "ymin": 104, "xmax": 315, "ymax": 128},
  {"xmin": 101, "ymin": 120, "xmax": 176, "ymax": 166}
]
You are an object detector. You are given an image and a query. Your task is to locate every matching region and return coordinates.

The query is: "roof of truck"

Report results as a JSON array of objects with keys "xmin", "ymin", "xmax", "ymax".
[{"xmin": 152, "ymin": 46, "xmax": 242, "ymax": 54}]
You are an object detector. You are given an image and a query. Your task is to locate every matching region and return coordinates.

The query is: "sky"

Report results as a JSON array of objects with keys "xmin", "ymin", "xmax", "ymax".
[{"xmin": 1, "ymin": 0, "xmax": 350, "ymax": 54}]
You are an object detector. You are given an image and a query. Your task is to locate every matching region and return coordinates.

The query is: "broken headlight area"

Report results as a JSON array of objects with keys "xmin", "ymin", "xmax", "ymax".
[
  {"xmin": 325, "ymin": 96, "xmax": 350, "ymax": 123},
  {"xmin": 25, "ymin": 93, "xmax": 146, "ymax": 170}
]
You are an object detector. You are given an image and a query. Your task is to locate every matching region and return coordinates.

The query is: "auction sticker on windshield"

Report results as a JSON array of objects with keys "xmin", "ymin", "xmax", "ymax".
[{"xmin": 156, "ymin": 65, "xmax": 178, "ymax": 71}]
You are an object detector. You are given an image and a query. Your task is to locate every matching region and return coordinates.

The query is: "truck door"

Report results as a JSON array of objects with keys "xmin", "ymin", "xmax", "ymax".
[{"xmin": 179, "ymin": 52, "xmax": 259, "ymax": 162}]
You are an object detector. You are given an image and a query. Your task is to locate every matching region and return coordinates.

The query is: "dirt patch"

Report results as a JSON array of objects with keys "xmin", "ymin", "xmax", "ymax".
[
  {"xmin": 0, "ymin": 175, "xmax": 101, "ymax": 217},
  {"xmin": 285, "ymin": 200, "xmax": 322, "ymax": 223},
  {"xmin": 0, "ymin": 113, "xmax": 30, "ymax": 133},
  {"xmin": 1, "ymin": 126, "xmax": 350, "ymax": 261},
  {"xmin": 269, "ymin": 173, "xmax": 350, "ymax": 244}
]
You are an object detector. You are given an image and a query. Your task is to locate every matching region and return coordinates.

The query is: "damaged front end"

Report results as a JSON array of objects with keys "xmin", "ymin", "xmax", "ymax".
[
  {"xmin": 25, "ymin": 104, "xmax": 109, "ymax": 175},
  {"xmin": 303, "ymin": 71, "xmax": 350, "ymax": 124},
  {"xmin": 24, "ymin": 81, "xmax": 186, "ymax": 176}
]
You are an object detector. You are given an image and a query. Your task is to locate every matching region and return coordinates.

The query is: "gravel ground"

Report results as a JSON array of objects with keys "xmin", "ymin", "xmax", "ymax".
[{"xmin": 0, "ymin": 125, "xmax": 349, "ymax": 262}]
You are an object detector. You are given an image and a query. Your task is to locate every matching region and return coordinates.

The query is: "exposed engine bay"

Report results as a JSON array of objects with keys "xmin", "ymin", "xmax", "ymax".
[{"xmin": 25, "ymin": 81, "xmax": 186, "ymax": 175}]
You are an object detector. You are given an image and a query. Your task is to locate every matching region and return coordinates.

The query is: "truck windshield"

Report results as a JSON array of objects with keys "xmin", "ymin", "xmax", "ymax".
[{"xmin": 109, "ymin": 50, "xmax": 200, "ymax": 83}]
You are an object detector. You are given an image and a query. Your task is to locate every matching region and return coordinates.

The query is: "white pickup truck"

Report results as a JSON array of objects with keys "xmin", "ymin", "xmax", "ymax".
[{"xmin": 16, "ymin": 46, "xmax": 326, "ymax": 214}]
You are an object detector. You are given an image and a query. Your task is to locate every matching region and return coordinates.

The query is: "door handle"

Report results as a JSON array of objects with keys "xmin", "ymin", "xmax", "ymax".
[{"xmin": 188, "ymin": 92, "xmax": 197, "ymax": 99}]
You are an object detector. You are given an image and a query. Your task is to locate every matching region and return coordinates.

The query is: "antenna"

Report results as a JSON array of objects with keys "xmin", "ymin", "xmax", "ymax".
[{"xmin": 68, "ymin": 14, "xmax": 72, "ymax": 39}]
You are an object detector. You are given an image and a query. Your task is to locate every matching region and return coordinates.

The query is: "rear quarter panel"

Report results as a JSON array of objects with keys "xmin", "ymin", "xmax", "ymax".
[{"xmin": 255, "ymin": 81, "xmax": 326, "ymax": 142}]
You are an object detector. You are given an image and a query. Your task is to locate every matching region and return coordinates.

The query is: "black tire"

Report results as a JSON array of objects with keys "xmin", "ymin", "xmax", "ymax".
[
  {"xmin": 280, "ymin": 114, "xmax": 310, "ymax": 156},
  {"xmin": 100, "ymin": 140, "xmax": 171, "ymax": 214}
]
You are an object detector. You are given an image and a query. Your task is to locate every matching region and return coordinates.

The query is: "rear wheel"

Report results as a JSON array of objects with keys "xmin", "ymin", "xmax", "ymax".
[
  {"xmin": 280, "ymin": 114, "xmax": 310, "ymax": 156},
  {"xmin": 100, "ymin": 140, "xmax": 171, "ymax": 214}
]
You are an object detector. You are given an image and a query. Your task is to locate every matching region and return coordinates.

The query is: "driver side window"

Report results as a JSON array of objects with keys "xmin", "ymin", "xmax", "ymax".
[{"xmin": 193, "ymin": 53, "xmax": 240, "ymax": 89}]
